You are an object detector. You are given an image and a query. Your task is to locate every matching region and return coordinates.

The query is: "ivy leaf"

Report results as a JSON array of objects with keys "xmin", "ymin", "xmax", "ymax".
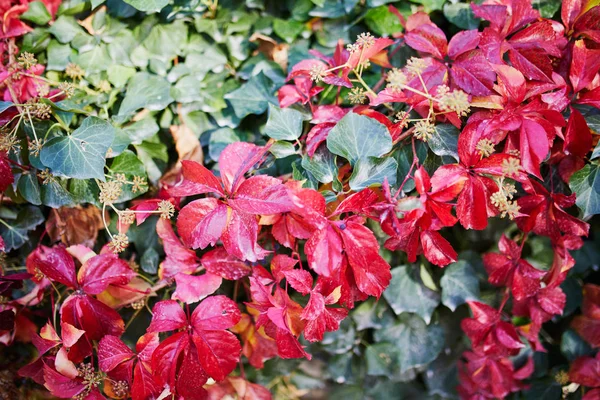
[
  {"xmin": 570, "ymin": 163, "xmax": 600, "ymax": 217},
  {"xmin": 106, "ymin": 150, "xmax": 148, "ymax": 202},
  {"xmin": 40, "ymin": 117, "xmax": 115, "ymax": 180},
  {"xmin": 383, "ymin": 265, "xmax": 440, "ymax": 324},
  {"xmin": 224, "ymin": 72, "xmax": 277, "ymax": 119},
  {"xmin": 428, "ymin": 124, "xmax": 459, "ymax": 161},
  {"xmin": 375, "ymin": 314, "xmax": 445, "ymax": 373},
  {"xmin": 365, "ymin": 343, "xmax": 400, "ymax": 376},
  {"xmin": 349, "ymin": 157, "xmax": 398, "ymax": 191},
  {"xmin": 122, "ymin": 0, "xmax": 169, "ymax": 12},
  {"xmin": 264, "ymin": 104, "xmax": 307, "ymax": 141},
  {"xmin": 440, "ymin": 260, "xmax": 480, "ymax": 311},
  {"xmin": 0, "ymin": 101, "xmax": 13, "ymax": 114},
  {"xmin": 561, "ymin": 329, "xmax": 593, "ymax": 362},
  {"xmin": 443, "ymin": 3, "xmax": 480, "ymax": 29},
  {"xmin": 17, "ymin": 173, "xmax": 42, "ymax": 205},
  {"xmin": 0, "ymin": 207, "xmax": 44, "ymax": 251},
  {"xmin": 116, "ymin": 72, "xmax": 173, "ymax": 122},
  {"xmin": 327, "ymin": 113, "xmax": 392, "ymax": 165},
  {"xmin": 301, "ymin": 147, "xmax": 337, "ymax": 184},
  {"xmin": 20, "ymin": 1, "xmax": 51, "ymax": 25}
]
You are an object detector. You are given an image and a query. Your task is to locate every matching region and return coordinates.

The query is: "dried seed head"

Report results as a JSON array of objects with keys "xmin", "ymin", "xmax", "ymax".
[
  {"xmin": 131, "ymin": 298, "xmax": 146, "ymax": 310},
  {"xmin": 386, "ymin": 68, "xmax": 407, "ymax": 92},
  {"xmin": 501, "ymin": 158, "xmax": 521, "ymax": 177},
  {"xmin": 99, "ymin": 181, "xmax": 123, "ymax": 204},
  {"xmin": 58, "ymin": 82, "xmax": 76, "ymax": 98},
  {"xmin": 158, "ymin": 200, "xmax": 175, "ymax": 220},
  {"xmin": 356, "ymin": 32, "xmax": 375, "ymax": 49},
  {"xmin": 109, "ymin": 233, "xmax": 129, "ymax": 253},
  {"xmin": 405, "ymin": 57, "xmax": 427, "ymax": 75},
  {"xmin": 112, "ymin": 380, "xmax": 129, "ymax": 398},
  {"xmin": 18, "ymin": 52, "xmax": 37, "ymax": 70},
  {"xmin": 113, "ymin": 173, "xmax": 127, "ymax": 184},
  {"xmin": 97, "ymin": 80, "xmax": 111, "ymax": 93},
  {"xmin": 37, "ymin": 168, "xmax": 55, "ymax": 185},
  {"xmin": 131, "ymin": 175, "xmax": 147, "ymax": 193},
  {"xmin": 65, "ymin": 63, "xmax": 85, "ymax": 80},
  {"xmin": 394, "ymin": 111, "xmax": 409, "ymax": 128},
  {"xmin": 348, "ymin": 87, "xmax": 367, "ymax": 104},
  {"xmin": 309, "ymin": 65, "xmax": 327, "ymax": 82},
  {"xmin": 119, "ymin": 210, "xmax": 135, "ymax": 225},
  {"xmin": 437, "ymin": 88, "xmax": 470, "ymax": 116},
  {"xmin": 0, "ymin": 132, "xmax": 20, "ymax": 153},
  {"xmin": 554, "ymin": 371, "xmax": 570, "ymax": 385},
  {"xmin": 413, "ymin": 120, "xmax": 435, "ymax": 142},
  {"xmin": 476, "ymin": 139, "xmax": 495, "ymax": 158}
]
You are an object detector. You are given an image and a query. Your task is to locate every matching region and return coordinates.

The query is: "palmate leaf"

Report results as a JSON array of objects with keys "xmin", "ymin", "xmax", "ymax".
[
  {"xmin": 40, "ymin": 117, "xmax": 115, "ymax": 180},
  {"xmin": 327, "ymin": 112, "xmax": 392, "ymax": 165},
  {"xmin": 383, "ymin": 265, "xmax": 440, "ymax": 324},
  {"xmin": 0, "ymin": 206, "xmax": 44, "ymax": 251},
  {"xmin": 264, "ymin": 104, "xmax": 307, "ymax": 141},
  {"xmin": 570, "ymin": 163, "xmax": 600, "ymax": 217},
  {"xmin": 224, "ymin": 72, "xmax": 277, "ymax": 119},
  {"xmin": 374, "ymin": 314, "xmax": 445, "ymax": 373}
]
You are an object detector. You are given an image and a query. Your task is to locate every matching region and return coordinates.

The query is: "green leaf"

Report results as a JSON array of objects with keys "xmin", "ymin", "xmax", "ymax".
[
  {"xmin": 0, "ymin": 207, "xmax": 44, "ymax": 251},
  {"xmin": 143, "ymin": 20, "xmax": 188, "ymax": 61},
  {"xmin": 301, "ymin": 147, "xmax": 337, "ymax": 184},
  {"xmin": 141, "ymin": 247, "xmax": 159, "ymax": 274},
  {"xmin": 383, "ymin": 265, "xmax": 440, "ymax": 324},
  {"xmin": 270, "ymin": 141, "xmax": 297, "ymax": 158},
  {"xmin": 224, "ymin": 72, "xmax": 277, "ymax": 119},
  {"xmin": 107, "ymin": 150, "xmax": 148, "ymax": 202},
  {"xmin": 42, "ymin": 178, "xmax": 75, "ymax": 208},
  {"xmin": 107, "ymin": 65, "xmax": 136, "ymax": 88},
  {"xmin": 569, "ymin": 163, "xmax": 600, "ymax": 217},
  {"xmin": 265, "ymin": 104, "xmax": 307, "ymax": 141},
  {"xmin": 49, "ymin": 16, "xmax": 82, "ymax": 43},
  {"xmin": 327, "ymin": 113, "xmax": 392, "ymax": 165},
  {"xmin": 73, "ymin": 44, "xmax": 112, "ymax": 74},
  {"xmin": 122, "ymin": 0, "xmax": 168, "ymax": 12},
  {"xmin": 273, "ymin": 18, "xmax": 305, "ymax": 43},
  {"xmin": 116, "ymin": 72, "xmax": 173, "ymax": 122},
  {"xmin": 531, "ymin": 0, "xmax": 561, "ymax": 18},
  {"xmin": 429, "ymin": 124, "xmax": 459, "ymax": 161},
  {"xmin": 17, "ymin": 173, "xmax": 42, "ymax": 205},
  {"xmin": 561, "ymin": 329, "xmax": 593, "ymax": 362},
  {"xmin": 351, "ymin": 299, "xmax": 395, "ymax": 331},
  {"xmin": 411, "ymin": 0, "xmax": 446, "ymax": 12},
  {"xmin": 375, "ymin": 314, "xmax": 445, "ymax": 373},
  {"xmin": 134, "ymin": 137, "xmax": 167, "ymax": 184},
  {"xmin": 365, "ymin": 6, "xmax": 404, "ymax": 36},
  {"xmin": 443, "ymin": 3, "xmax": 480, "ymax": 29},
  {"xmin": 523, "ymin": 381, "xmax": 562, "ymax": 400},
  {"xmin": 209, "ymin": 127, "xmax": 240, "ymax": 161},
  {"xmin": 40, "ymin": 117, "xmax": 115, "ymax": 180},
  {"xmin": 440, "ymin": 260, "xmax": 480, "ymax": 311},
  {"xmin": 21, "ymin": 1, "xmax": 52, "ymax": 25},
  {"xmin": 0, "ymin": 101, "xmax": 13, "ymax": 114},
  {"xmin": 349, "ymin": 157, "xmax": 398, "ymax": 191},
  {"xmin": 47, "ymin": 40, "xmax": 75, "ymax": 71},
  {"xmin": 365, "ymin": 343, "xmax": 400, "ymax": 376}
]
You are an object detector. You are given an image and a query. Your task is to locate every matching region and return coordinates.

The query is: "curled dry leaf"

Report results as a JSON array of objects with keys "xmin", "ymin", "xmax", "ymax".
[
  {"xmin": 161, "ymin": 123, "xmax": 203, "ymax": 185},
  {"xmin": 46, "ymin": 205, "xmax": 105, "ymax": 248},
  {"xmin": 249, "ymin": 32, "xmax": 289, "ymax": 71}
]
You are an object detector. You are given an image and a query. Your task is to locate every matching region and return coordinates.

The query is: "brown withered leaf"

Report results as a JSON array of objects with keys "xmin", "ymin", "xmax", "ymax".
[
  {"xmin": 249, "ymin": 32, "xmax": 289, "ymax": 71},
  {"xmin": 46, "ymin": 205, "xmax": 105, "ymax": 248},
  {"xmin": 161, "ymin": 123, "xmax": 204, "ymax": 185}
]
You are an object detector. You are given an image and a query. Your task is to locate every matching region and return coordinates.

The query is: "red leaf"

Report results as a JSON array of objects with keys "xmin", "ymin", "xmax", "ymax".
[
  {"xmin": 564, "ymin": 107, "xmax": 593, "ymax": 158},
  {"xmin": 156, "ymin": 218, "xmax": 200, "ymax": 279},
  {"xmin": 131, "ymin": 362, "xmax": 161, "ymax": 400},
  {"xmin": 347, "ymin": 37, "xmax": 394, "ymax": 69},
  {"xmin": 98, "ymin": 335, "xmax": 135, "ymax": 373},
  {"xmin": 147, "ymin": 300, "xmax": 187, "ymax": 333},
  {"xmin": 201, "ymin": 247, "xmax": 252, "ymax": 280},
  {"xmin": 570, "ymin": 354, "xmax": 600, "ymax": 387},
  {"xmin": 282, "ymin": 269, "xmax": 313, "ymax": 295},
  {"xmin": 570, "ymin": 40, "xmax": 600, "ymax": 93},
  {"xmin": 420, "ymin": 230, "xmax": 457, "ymax": 267},
  {"xmin": 28, "ymin": 245, "xmax": 77, "ymax": 289},
  {"xmin": 177, "ymin": 198, "xmax": 228, "ymax": 250},
  {"xmin": 221, "ymin": 209, "xmax": 267, "ymax": 262},
  {"xmin": 219, "ymin": 142, "xmax": 269, "ymax": 194},
  {"xmin": 340, "ymin": 222, "xmax": 391, "ymax": 298},
  {"xmin": 305, "ymin": 225, "xmax": 343, "ymax": 277},
  {"xmin": 0, "ymin": 153, "xmax": 13, "ymax": 193},
  {"xmin": 78, "ymin": 253, "xmax": 136, "ymax": 295},
  {"xmin": 228, "ymin": 175, "xmax": 293, "ymax": 215},
  {"xmin": 61, "ymin": 293, "xmax": 124, "ymax": 341},
  {"xmin": 173, "ymin": 273, "xmax": 223, "ymax": 304}
]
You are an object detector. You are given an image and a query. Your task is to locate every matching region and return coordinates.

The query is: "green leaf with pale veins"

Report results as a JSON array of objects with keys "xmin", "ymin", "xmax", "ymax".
[
  {"xmin": 440, "ymin": 260, "xmax": 480, "ymax": 311},
  {"xmin": 122, "ymin": 0, "xmax": 169, "ymax": 13},
  {"xmin": 327, "ymin": 112, "xmax": 392, "ymax": 165},
  {"xmin": 375, "ymin": 314, "xmax": 445, "ymax": 373},
  {"xmin": 40, "ymin": 117, "xmax": 115, "ymax": 180},
  {"xmin": 264, "ymin": 104, "xmax": 307, "ymax": 141},
  {"xmin": 570, "ymin": 163, "xmax": 600, "ymax": 217},
  {"xmin": 349, "ymin": 157, "xmax": 398, "ymax": 191},
  {"xmin": 383, "ymin": 265, "xmax": 440, "ymax": 324},
  {"xmin": 116, "ymin": 72, "xmax": 173, "ymax": 122},
  {"xmin": 224, "ymin": 72, "xmax": 277, "ymax": 119},
  {"xmin": 428, "ymin": 124, "xmax": 459, "ymax": 161},
  {"xmin": 0, "ymin": 207, "xmax": 44, "ymax": 251}
]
